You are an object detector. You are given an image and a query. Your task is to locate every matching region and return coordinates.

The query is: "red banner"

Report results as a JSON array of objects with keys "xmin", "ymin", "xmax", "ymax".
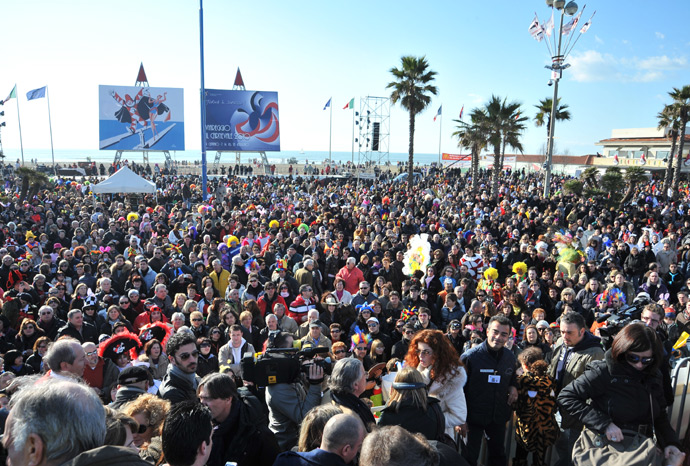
[{"xmin": 442, "ymin": 153, "xmax": 470, "ymax": 161}]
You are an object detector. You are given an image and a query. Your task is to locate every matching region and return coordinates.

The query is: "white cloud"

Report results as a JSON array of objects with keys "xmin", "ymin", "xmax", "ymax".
[
  {"xmin": 568, "ymin": 50, "xmax": 688, "ymax": 83},
  {"xmin": 594, "ymin": 35, "xmax": 604, "ymax": 44},
  {"xmin": 467, "ymin": 93, "xmax": 483, "ymax": 104},
  {"xmin": 655, "ymin": 32, "xmax": 665, "ymax": 39}
]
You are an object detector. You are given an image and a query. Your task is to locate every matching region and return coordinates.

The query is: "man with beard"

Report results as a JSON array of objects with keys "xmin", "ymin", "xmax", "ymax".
[{"xmin": 159, "ymin": 332, "xmax": 200, "ymax": 405}]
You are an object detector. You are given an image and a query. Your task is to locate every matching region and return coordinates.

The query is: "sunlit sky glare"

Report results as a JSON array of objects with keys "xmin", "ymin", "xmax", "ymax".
[{"xmin": 1, "ymin": 0, "xmax": 689, "ymax": 158}]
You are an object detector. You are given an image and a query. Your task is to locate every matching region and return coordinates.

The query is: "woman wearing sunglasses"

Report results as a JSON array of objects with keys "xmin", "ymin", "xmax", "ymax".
[
  {"xmin": 558, "ymin": 323, "xmax": 683, "ymax": 465},
  {"xmin": 405, "ymin": 329, "xmax": 467, "ymax": 441}
]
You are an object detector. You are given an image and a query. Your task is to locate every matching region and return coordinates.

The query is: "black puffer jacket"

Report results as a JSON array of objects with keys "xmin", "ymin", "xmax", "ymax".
[{"xmin": 558, "ymin": 350, "xmax": 679, "ymax": 449}]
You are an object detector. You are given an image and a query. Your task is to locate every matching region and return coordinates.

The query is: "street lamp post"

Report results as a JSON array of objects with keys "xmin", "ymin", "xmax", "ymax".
[
  {"xmin": 543, "ymin": 0, "xmax": 578, "ymax": 198},
  {"xmin": 199, "ymin": 0, "xmax": 208, "ymax": 201}
]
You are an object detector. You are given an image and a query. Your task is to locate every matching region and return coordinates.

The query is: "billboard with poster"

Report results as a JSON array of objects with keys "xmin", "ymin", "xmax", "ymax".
[
  {"xmin": 99, "ymin": 85, "xmax": 185, "ymax": 151},
  {"xmin": 204, "ymin": 89, "xmax": 280, "ymax": 152}
]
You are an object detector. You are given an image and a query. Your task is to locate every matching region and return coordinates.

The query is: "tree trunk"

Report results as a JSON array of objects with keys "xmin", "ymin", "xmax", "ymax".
[
  {"xmin": 471, "ymin": 148, "xmax": 479, "ymax": 192},
  {"xmin": 499, "ymin": 137, "xmax": 506, "ymax": 171},
  {"xmin": 619, "ymin": 185, "xmax": 634, "ymax": 209},
  {"xmin": 28, "ymin": 181, "xmax": 42, "ymax": 200},
  {"xmin": 19, "ymin": 178, "xmax": 30, "ymax": 201},
  {"xmin": 672, "ymin": 114, "xmax": 688, "ymax": 199},
  {"xmin": 664, "ymin": 132, "xmax": 678, "ymax": 197},
  {"xmin": 408, "ymin": 109, "xmax": 415, "ymax": 190},
  {"xmin": 492, "ymin": 146, "xmax": 500, "ymax": 200}
]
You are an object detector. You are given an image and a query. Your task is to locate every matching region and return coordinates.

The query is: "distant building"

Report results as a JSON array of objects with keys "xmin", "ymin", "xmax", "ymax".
[{"xmin": 595, "ymin": 127, "xmax": 690, "ymax": 171}]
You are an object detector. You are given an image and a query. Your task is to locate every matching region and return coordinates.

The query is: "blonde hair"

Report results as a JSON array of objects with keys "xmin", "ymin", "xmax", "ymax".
[
  {"xmin": 387, "ymin": 366, "xmax": 428, "ymax": 412},
  {"xmin": 369, "ymin": 339, "xmax": 385, "ymax": 360},
  {"xmin": 122, "ymin": 393, "xmax": 171, "ymax": 437},
  {"xmin": 183, "ymin": 300, "xmax": 198, "ymax": 313},
  {"xmin": 239, "ymin": 310, "xmax": 253, "ymax": 323}
]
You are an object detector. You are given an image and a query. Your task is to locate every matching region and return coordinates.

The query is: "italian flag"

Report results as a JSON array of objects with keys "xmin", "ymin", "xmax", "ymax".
[
  {"xmin": 343, "ymin": 98, "xmax": 354, "ymax": 109},
  {"xmin": 3, "ymin": 85, "xmax": 16, "ymax": 103}
]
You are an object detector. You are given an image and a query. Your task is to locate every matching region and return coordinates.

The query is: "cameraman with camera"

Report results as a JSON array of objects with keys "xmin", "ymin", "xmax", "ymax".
[{"xmin": 263, "ymin": 331, "xmax": 324, "ymax": 451}]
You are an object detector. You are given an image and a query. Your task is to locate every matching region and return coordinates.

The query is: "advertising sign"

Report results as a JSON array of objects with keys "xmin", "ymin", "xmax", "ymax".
[
  {"xmin": 99, "ymin": 85, "xmax": 184, "ymax": 151},
  {"xmin": 204, "ymin": 89, "xmax": 280, "ymax": 152}
]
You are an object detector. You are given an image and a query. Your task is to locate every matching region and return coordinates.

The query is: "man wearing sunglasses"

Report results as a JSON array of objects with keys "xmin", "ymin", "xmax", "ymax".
[
  {"xmin": 159, "ymin": 332, "xmax": 200, "ymax": 405},
  {"xmin": 547, "ymin": 312, "xmax": 604, "ymax": 466}
]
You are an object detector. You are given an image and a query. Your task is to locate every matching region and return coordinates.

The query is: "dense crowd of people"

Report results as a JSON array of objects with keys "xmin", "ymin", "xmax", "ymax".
[{"xmin": 0, "ymin": 164, "xmax": 688, "ymax": 465}]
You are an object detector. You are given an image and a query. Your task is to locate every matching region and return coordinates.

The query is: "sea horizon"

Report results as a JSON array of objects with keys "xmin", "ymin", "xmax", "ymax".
[{"xmin": 0, "ymin": 148, "xmax": 449, "ymax": 167}]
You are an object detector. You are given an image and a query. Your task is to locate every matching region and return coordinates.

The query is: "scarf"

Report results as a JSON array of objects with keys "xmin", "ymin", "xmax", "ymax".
[
  {"xmin": 170, "ymin": 364, "xmax": 198, "ymax": 390},
  {"xmin": 330, "ymin": 389, "xmax": 375, "ymax": 429}
]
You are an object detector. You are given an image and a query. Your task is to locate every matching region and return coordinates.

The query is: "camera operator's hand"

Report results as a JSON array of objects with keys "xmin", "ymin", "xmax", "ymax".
[{"xmin": 307, "ymin": 364, "xmax": 324, "ymax": 385}]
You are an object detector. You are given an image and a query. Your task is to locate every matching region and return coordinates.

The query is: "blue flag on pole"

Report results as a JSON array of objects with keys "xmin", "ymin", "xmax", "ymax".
[
  {"xmin": 26, "ymin": 86, "xmax": 46, "ymax": 100},
  {"xmin": 323, "ymin": 98, "xmax": 331, "ymax": 110}
]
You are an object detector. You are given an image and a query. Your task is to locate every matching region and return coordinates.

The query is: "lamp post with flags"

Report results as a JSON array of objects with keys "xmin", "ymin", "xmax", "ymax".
[{"xmin": 530, "ymin": 0, "xmax": 594, "ymax": 197}]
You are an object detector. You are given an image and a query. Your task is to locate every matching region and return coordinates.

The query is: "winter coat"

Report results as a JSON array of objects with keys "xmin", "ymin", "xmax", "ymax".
[
  {"xmin": 62, "ymin": 445, "xmax": 151, "ymax": 466},
  {"xmin": 461, "ymin": 341, "xmax": 517, "ymax": 426},
  {"xmin": 558, "ymin": 350, "xmax": 679, "ymax": 449},
  {"xmin": 209, "ymin": 387, "xmax": 281, "ymax": 466},
  {"xmin": 418, "ymin": 364, "xmax": 467, "ymax": 438},
  {"xmin": 378, "ymin": 396, "xmax": 444, "ymax": 441}
]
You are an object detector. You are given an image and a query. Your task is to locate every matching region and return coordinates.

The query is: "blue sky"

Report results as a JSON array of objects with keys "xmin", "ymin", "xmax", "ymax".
[{"xmin": 1, "ymin": 0, "xmax": 688, "ymax": 159}]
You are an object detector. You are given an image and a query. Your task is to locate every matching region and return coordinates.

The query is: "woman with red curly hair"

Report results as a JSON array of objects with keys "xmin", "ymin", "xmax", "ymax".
[{"xmin": 405, "ymin": 329, "xmax": 467, "ymax": 439}]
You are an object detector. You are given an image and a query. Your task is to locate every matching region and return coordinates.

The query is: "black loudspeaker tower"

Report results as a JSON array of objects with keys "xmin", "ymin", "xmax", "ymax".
[{"xmin": 372, "ymin": 122, "xmax": 380, "ymax": 151}]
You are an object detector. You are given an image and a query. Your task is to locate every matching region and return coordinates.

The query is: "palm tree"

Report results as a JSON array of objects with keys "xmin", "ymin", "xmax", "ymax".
[
  {"xmin": 670, "ymin": 85, "xmax": 690, "ymax": 198},
  {"xmin": 581, "ymin": 166, "xmax": 599, "ymax": 189},
  {"xmin": 619, "ymin": 166, "xmax": 648, "ymax": 208},
  {"xmin": 28, "ymin": 171, "xmax": 50, "ymax": 200},
  {"xmin": 657, "ymin": 104, "xmax": 680, "ymax": 195},
  {"xmin": 480, "ymin": 95, "xmax": 524, "ymax": 198},
  {"xmin": 16, "ymin": 166, "xmax": 34, "ymax": 201},
  {"xmin": 387, "ymin": 56, "xmax": 438, "ymax": 187},
  {"xmin": 534, "ymin": 97, "xmax": 571, "ymax": 138},
  {"xmin": 453, "ymin": 108, "xmax": 489, "ymax": 191}
]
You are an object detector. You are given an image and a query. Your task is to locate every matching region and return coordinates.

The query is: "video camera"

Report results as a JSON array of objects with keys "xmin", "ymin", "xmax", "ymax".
[
  {"xmin": 597, "ymin": 295, "xmax": 647, "ymax": 348},
  {"xmin": 241, "ymin": 346, "xmax": 331, "ymax": 386}
]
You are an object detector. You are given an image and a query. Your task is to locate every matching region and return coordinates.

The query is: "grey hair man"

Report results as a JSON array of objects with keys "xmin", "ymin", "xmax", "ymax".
[
  {"xmin": 326, "ymin": 358, "xmax": 375, "ymax": 430},
  {"xmin": 3, "ymin": 379, "xmax": 106, "ymax": 465},
  {"xmin": 43, "ymin": 338, "xmax": 86, "ymax": 378}
]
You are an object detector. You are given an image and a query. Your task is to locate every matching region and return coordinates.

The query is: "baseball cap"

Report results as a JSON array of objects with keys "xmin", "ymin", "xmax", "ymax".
[
  {"xmin": 118, "ymin": 365, "xmax": 150, "ymax": 385},
  {"xmin": 309, "ymin": 319, "xmax": 323, "ymax": 328},
  {"xmin": 366, "ymin": 317, "xmax": 379, "ymax": 325}
]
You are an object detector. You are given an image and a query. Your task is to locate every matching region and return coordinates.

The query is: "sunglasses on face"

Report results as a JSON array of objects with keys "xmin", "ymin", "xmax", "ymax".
[
  {"xmin": 178, "ymin": 350, "xmax": 199, "ymax": 360},
  {"xmin": 192, "ymin": 318, "xmax": 202, "ymax": 322},
  {"xmin": 333, "ymin": 350, "xmax": 346, "ymax": 355},
  {"xmin": 136, "ymin": 424, "xmax": 150, "ymax": 434},
  {"xmin": 626, "ymin": 354, "xmax": 654, "ymax": 365},
  {"xmin": 86, "ymin": 350, "xmax": 98, "ymax": 356},
  {"xmin": 355, "ymin": 346, "xmax": 367, "ymax": 351}
]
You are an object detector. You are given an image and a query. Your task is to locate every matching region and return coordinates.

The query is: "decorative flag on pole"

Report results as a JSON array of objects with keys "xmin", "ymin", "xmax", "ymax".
[
  {"xmin": 26, "ymin": 86, "xmax": 47, "ymax": 101},
  {"xmin": 544, "ymin": 9, "xmax": 554, "ymax": 37},
  {"xmin": 613, "ymin": 154, "xmax": 619, "ymax": 165},
  {"xmin": 323, "ymin": 98, "xmax": 331, "ymax": 110},
  {"xmin": 640, "ymin": 153, "xmax": 647, "ymax": 166},
  {"xmin": 343, "ymin": 98, "xmax": 354, "ymax": 110},
  {"xmin": 528, "ymin": 14, "xmax": 544, "ymax": 42},
  {"xmin": 515, "ymin": 111, "xmax": 521, "ymax": 121},
  {"xmin": 458, "ymin": 105, "xmax": 464, "ymax": 119},
  {"xmin": 434, "ymin": 105, "xmax": 442, "ymax": 122},
  {"xmin": 684, "ymin": 152, "xmax": 690, "ymax": 167},
  {"xmin": 579, "ymin": 12, "xmax": 595, "ymax": 33},
  {"xmin": 3, "ymin": 85, "xmax": 17, "ymax": 104},
  {"xmin": 561, "ymin": 10, "xmax": 583, "ymax": 36}
]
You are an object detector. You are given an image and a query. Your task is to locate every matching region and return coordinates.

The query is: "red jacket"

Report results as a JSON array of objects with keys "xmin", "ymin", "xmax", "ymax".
[{"xmin": 335, "ymin": 266, "xmax": 365, "ymax": 294}]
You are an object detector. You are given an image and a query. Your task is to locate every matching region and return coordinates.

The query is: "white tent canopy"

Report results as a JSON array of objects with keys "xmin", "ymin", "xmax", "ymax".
[{"xmin": 92, "ymin": 166, "xmax": 156, "ymax": 194}]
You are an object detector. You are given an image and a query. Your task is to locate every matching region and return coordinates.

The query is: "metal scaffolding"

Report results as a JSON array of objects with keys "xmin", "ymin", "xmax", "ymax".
[{"xmin": 356, "ymin": 96, "xmax": 390, "ymax": 166}]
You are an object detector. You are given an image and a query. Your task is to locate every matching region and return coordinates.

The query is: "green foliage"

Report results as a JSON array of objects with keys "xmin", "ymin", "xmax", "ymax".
[{"xmin": 563, "ymin": 180, "xmax": 584, "ymax": 195}]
